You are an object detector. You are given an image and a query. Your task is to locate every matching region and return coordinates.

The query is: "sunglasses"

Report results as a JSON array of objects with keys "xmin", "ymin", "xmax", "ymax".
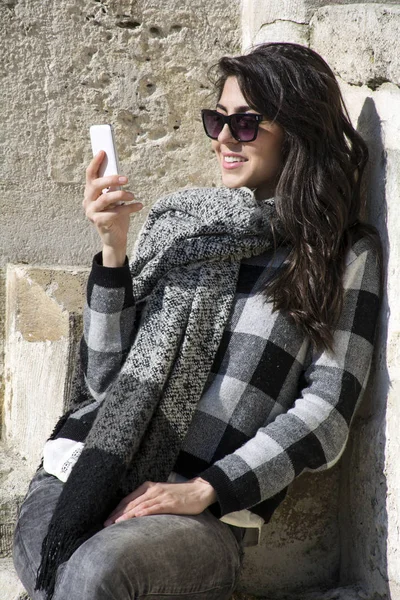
[{"xmin": 201, "ymin": 109, "xmax": 265, "ymax": 142}]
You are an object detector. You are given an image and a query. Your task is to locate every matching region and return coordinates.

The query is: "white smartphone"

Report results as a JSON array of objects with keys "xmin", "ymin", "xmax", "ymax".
[
  {"xmin": 89, "ymin": 123, "xmax": 127, "ymax": 202},
  {"xmin": 90, "ymin": 124, "xmax": 121, "ymax": 179}
]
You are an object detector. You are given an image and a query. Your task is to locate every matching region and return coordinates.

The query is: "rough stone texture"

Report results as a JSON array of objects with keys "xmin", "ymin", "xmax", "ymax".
[
  {"xmin": 241, "ymin": 0, "xmax": 314, "ymax": 49},
  {"xmin": 0, "ymin": 558, "xmax": 26, "ymax": 600},
  {"xmin": 0, "ymin": 0, "xmax": 240, "ymax": 270},
  {"xmin": 0, "ymin": 266, "xmax": 87, "ymax": 599},
  {"xmin": 242, "ymin": 0, "xmax": 399, "ymax": 53},
  {"xmin": 3, "ymin": 265, "xmax": 88, "ymax": 469},
  {"xmin": 238, "ymin": 468, "xmax": 340, "ymax": 595},
  {"xmin": 0, "ymin": 270, "xmax": 6, "ymax": 434},
  {"xmin": 0, "ymin": 443, "xmax": 32, "ymax": 559},
  {"xmin": 0, "ymin": 443, "xmax": 33, "ymax": 600},
  {"xmin": 336, "ymin": 80, "xmax": 400, "ymax": 599},
  {"xmin": 310, "ymin": 5, "xmax": 400, "ymax": 88},
  {"xmin": 254, "ymin": 21, "xmax": 310, "ymax": 47},
  {"xmin": 242, "ymin": 0, "xmax": 399, "ymax": 50}
]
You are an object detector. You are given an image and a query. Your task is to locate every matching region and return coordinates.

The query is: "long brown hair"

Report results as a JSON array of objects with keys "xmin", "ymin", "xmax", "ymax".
[{"xmin": 212, "ymin": 42, "xmax": 381, "ymax": 351}]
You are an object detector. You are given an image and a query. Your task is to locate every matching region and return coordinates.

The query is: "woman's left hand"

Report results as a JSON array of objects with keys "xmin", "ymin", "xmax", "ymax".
[{"xmin": 104, "ymin": 478, "xmax": 217, "ymax": 526}]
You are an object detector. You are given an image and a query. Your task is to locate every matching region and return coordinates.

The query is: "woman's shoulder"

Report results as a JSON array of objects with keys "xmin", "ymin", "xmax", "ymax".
[
  {"xmin": 344, "ymin": 229, "xmax": 382, "ymax": 297},
  {"xmin": 345, "ymin": 228, "xmax": 382, "ymax": 267}
]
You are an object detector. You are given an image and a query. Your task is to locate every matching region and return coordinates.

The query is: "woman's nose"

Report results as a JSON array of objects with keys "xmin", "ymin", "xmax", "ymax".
[{"xmin": 217, "ymin": 123, "xmax": 238, "ymax": 144}]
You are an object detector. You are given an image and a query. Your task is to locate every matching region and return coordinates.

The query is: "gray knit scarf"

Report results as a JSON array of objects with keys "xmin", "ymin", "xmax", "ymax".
[{"xmin": 36, "ymin": 186, "xmax": 278, "ymax": 599}]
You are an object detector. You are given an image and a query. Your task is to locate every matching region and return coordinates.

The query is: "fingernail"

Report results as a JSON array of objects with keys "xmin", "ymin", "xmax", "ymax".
[{"xmin": 118, "ymin": 176, "xmax": 128, "ymax": 183}]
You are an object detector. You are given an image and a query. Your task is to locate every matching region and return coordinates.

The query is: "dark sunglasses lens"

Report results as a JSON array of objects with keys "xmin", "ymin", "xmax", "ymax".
[
  {"xmin": 231, "ymin": 114, "xmax": 258, "ymax": 141},
  {"xmin": 203, "ymin": 111, "xmax": 223, "ymax": 139}
]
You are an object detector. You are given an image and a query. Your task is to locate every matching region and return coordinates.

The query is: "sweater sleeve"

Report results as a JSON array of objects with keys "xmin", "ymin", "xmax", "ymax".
[
  {"xmin": 80, "ymin": 252, "xmax": 137, "ymax": 401},
  {"xmin": 200, "ymin": 237, "xmax": 381, "ymax": 516}
]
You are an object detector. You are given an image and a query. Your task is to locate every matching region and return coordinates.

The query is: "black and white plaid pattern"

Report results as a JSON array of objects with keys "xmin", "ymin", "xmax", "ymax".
[{"xmin": 81, "ymin": 235, "xmax": 380, "ymax": 520}]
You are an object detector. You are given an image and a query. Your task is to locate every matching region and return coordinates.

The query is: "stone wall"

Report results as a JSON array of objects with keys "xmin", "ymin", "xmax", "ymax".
[
  {"xmin": 1, "ymin": 1, "xmax": 398, "ymax": 599},
  {"xmin": 0, "ymin": 0, "xmax": 240, "ymax": 268}
]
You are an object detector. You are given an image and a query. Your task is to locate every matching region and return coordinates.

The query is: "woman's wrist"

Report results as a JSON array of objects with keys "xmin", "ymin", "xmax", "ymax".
[
  {"xmin": 102, "ymin": 244, "xmax": 127, "ymax": 268},
  {"xmin": 190, "ymin": 477, "xmax": 218, "ymax": 507}
]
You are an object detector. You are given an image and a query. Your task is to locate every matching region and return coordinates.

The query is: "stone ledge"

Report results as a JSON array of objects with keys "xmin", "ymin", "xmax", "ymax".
[
  {"xmin": 3, "ymin": 264, "xmax": 88, "ymax": 470},
  {"xmin": 0, "ymin": 443, "xmax": 33, "ymax": 560},
  {"xmin": 0, "ymin": 557, "xmax": 28, "ymax": 600},
  {"xmin": 310, "ymin": 4, "xmax": 400, "ymax": 87}
]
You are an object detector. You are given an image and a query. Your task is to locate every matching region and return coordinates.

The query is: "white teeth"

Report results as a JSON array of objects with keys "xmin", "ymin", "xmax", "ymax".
[{"xmin": 224, "ymin": 156, "xmax": 246, "ymax": 163}]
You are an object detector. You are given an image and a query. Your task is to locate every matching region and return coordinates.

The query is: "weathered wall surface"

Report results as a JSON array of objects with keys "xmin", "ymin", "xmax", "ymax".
[
  {"xmin": 239, "ymin": 467, "xmax": 341, "ymax": 595},
  {"xmin": 241, "ymin": 0, "xmax": 400, "ymax": 49},
  {"xmin": 0, "ymin": 0, "xmax": 240, "ymax": 269},
  {"xmin": 310, "ymin": 7, "xmax": 400, "ymax": 597},
  {"xmin": 4, "ymin": 265, "xmax": 88, "ymax": 468}
]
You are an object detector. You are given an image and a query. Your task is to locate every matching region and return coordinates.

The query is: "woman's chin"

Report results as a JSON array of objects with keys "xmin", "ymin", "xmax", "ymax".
[{"xmin": 221, "ymin": 174, "xmax": 248, "ymax": 190}]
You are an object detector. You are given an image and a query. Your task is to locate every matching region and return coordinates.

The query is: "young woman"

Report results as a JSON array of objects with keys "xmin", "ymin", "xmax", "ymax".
[{"xmin": 13, "ymin": 42, "xmax": 381, "ymax": 600}]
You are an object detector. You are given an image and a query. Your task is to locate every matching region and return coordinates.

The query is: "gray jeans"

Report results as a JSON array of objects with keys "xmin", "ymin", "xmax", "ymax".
[{"xmin": 13, "ymin": 468, "xmax": 244, "ymax": 600}]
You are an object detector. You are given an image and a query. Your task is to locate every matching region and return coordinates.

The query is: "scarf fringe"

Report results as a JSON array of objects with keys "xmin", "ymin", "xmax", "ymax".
[
  {"xmin": 35, "ymin": 447, "xmax": 124, "ymax": 599},
  {"xmin": 35, "ymin": 523, "xmax": 83, "ymax": 600}
]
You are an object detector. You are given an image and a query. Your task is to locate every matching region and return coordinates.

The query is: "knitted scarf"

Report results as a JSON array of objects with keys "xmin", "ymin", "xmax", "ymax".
[{"xmin": 35, "ymin": 186, "xmax": 278, "ymax": 599}]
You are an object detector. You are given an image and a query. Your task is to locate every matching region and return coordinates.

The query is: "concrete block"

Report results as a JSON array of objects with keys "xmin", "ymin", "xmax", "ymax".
[
  {"xmin": 3, "ymin": 265, "xmax": 88, "ymax": 470},
  {"xmin": 310, "ymin": 5, "xmax": 400, "ymax": 88}
]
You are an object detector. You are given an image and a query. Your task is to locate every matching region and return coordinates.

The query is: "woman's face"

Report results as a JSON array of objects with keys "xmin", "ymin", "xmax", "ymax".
[{"xmin": 211, "ymin": 76, "xmax": 284, "ymax": 199}]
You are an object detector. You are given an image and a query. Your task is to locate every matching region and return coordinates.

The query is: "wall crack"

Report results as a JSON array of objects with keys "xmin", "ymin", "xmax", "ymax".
[
  {"xmin": 260, "ymin": 18, "xmax": 309, "ymax": 28},
  {"xmin": 340, "ymin": 77, "xmax": 399, "ymax": 92}
]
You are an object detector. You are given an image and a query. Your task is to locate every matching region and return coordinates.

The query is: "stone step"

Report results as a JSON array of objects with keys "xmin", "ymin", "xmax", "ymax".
[
  {"xmin": 0, "ymin": 558, "xmax": 28, "ymax": 600},
  {"xmin": 0, "ymin": 443, "xmax": 33, "ymax": 560}
]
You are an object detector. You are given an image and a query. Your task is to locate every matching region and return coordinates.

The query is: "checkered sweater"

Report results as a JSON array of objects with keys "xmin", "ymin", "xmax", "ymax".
[{"xmin": 81, "ymin": 235, "xmax": 380, "ymax": 521}]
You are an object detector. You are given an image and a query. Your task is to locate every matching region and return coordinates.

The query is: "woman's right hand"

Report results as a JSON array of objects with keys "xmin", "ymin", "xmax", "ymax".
[{"xmin": 83, "ymin": 150, "xmax": 143, "ymax": 267}]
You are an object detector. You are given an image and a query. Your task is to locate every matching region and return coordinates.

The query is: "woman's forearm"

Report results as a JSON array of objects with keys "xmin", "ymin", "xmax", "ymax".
[{"xmin": 102, "ymin": 244, "xmax": 127, "ymax": 268}]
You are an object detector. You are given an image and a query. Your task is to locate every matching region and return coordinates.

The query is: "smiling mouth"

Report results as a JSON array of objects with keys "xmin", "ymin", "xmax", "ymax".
[
  {"xmin": 224, "ymin": 156, "xmax": 246, "ymax": 163},
  {"xmin": 222, "ymin": 156, "xmax": 247, "ymax": 169}
]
